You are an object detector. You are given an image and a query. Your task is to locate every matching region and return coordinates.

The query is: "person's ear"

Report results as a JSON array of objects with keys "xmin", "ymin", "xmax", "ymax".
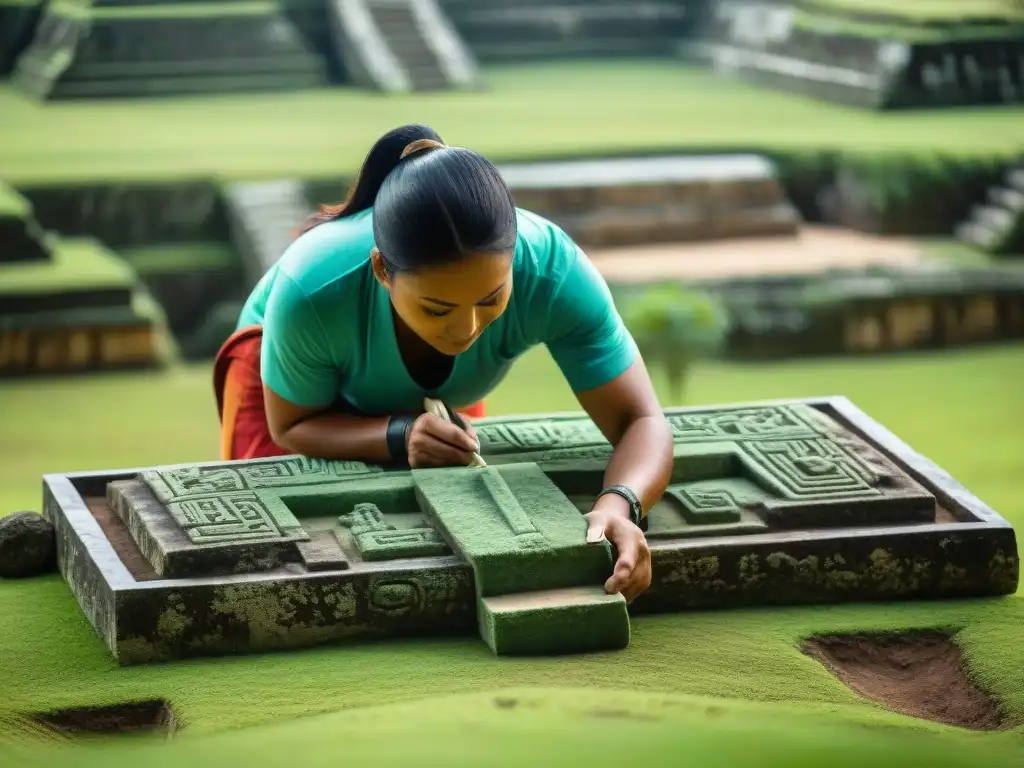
[{"xmin": 370, "ymin": 248, "xmax": 391, "ymax": 290}]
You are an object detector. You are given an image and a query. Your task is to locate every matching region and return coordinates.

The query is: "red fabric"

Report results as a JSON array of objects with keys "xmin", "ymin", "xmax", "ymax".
[
  {"xmin": 213, "ymin": 326, "xmax": 290, "ymax": 461},
  {"xmin": 213, "ymin": 326, "xmax": 486, "ymax": 461}
]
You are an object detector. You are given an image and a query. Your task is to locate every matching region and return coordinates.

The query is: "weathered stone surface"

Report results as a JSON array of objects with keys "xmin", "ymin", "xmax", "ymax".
[
  {"xmin": 41, "ymin": 398, "xmax": 1019, "ymax": 664},
  {"xmin": 12, "ymin": 0, "xmax": 328, "ymax": 100},
  {"xmin": 692, "ymin": 0, "xmax": 1024, "ymax": 110},
  {"xmin": 501, "ymin": 155, "xmax": 801, "ymax": 247},
  {"xmin": 0, "ymin": 511, "xmax": 56, "ymax": 578}
]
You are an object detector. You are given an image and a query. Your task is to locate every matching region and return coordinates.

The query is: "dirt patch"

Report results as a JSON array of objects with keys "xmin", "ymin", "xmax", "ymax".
[
  {"xmin": 84, "ymin": 496, "xmax": 158, "ymax": 581},
  {"xmin": 589, "ymin": 225, "xmax": 929, "ymax": 281},
  {"xmin": 30, "ymin": 699, "xmax": 177, "ymax": 738},
  {"xmin": 804, "ymin": 630, "xmax": 1004, "ymax": 731}
]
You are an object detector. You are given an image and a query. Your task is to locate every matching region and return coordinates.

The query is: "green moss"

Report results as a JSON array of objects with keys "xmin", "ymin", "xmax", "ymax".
[
  {"xmin": 0, "ymin": 237, "xmax": 137, "ymax": 293},
  {"xmin": 793, "ymin": 8, "xmax": 1024, "ymax": 40}
]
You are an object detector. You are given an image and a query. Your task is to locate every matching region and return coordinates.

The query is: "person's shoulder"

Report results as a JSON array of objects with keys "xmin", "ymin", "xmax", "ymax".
[
  {"xmin": 512, "ymin": 207, "xmax": 583, "ymax": 285},
  {"xmin": 276, "ymin": 209, "xmax": 376, "ymax": 298}
]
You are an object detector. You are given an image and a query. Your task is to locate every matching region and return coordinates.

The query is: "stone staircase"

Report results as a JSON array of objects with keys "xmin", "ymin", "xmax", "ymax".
[
  {"xmin": 329, "ymin": 0, "xmax": 481, "ymax": 92},
  {"xmin": 955, "ymin": 165, "xmax": 1024, "ymax": 256},
  {"xmin": 223, "ymin": 180, "xmax": 313, "ymax": 285}
]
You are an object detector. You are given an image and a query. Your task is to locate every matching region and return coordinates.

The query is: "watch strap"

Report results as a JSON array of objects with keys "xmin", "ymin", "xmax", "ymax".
[
  {"xmin": 385, "ymin": 414, "xmax": 415, "ymax": 465},
  {"xmin": 597, "ymin": 484, "xmax": 647, "ymax": 531}
]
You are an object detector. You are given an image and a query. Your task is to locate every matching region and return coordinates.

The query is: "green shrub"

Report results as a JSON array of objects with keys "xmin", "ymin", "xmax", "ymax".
[{"xmin": 620, "ymin": 284, "xmax": 730, "ymax": 400}]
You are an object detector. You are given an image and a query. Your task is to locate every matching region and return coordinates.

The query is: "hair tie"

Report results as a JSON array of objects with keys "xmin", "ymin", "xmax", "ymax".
[{"xmin": 400, "ymin": 138, "xmax": 446, "ymax": 160}]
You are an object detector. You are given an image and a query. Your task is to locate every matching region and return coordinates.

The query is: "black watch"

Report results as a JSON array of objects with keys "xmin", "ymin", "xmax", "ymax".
[{"xmin": 597, "ymin": 484, "xmax": 648, "ymax": 532}]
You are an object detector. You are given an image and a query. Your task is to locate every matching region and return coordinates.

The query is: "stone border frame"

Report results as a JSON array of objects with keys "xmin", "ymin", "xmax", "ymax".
[{"xmin": 42, "ymin": 396, "xmax": 1018, "ymax": 665}]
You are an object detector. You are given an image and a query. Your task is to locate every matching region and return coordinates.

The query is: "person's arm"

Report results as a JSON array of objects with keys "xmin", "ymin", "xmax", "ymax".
[
  {"xmin": 261, "ymin": 275, "xmax": 477, "ymax": 464},
  {"xmin": 545, "ymin": 247, "xmax": 674, "ymax": 600}
]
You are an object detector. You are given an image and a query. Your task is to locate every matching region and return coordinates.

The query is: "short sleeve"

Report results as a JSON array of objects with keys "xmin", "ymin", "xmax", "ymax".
[
  {"xmin": 544, "ymin": 248, "xmax": 638, "ymax": 392},
  {"xmin": 260, "ymin": 273, "xmax": 339, "ymax": 408}
]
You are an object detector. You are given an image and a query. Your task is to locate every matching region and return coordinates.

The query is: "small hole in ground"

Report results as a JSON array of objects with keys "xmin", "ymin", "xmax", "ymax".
[
  {"xmin": 30, "ymin": 699, "xmax": 178, "ymax": 738},
  {"xmin": 803, "ymin": 629, "xmax": 1005, "ymax": 731}
]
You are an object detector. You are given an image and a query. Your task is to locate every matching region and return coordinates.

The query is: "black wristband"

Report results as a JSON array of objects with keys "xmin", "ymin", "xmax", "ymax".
[
  {"xmin": 597, "ymin": 484, "xmax": 648, "ymax": 532},
  {"xmin": 385, "ymin": 415, "xmax": 414, "ymax": 464}
]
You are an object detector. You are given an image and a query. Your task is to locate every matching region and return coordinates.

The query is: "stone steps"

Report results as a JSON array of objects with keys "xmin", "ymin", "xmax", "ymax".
[
  {"xmin": 954, "ymin": 164, "xmax": 1024, "ymax": 256},
  {"xmin": 368, "ymin": 3, "xmax": 449, "ymax": 90},
  {"xmin": 223, "ymin": 180, "xmax": 313, "ymax": 284},
  {"xmin": 330, "ymin": 0, "xmax": 481, "ymax": 92},
  {"xmin": 501, "ymin": 154, "xmax": 802, "ymax": 247},
  {"xmin": 12, "ymin": 2, "xmax": 328, "ymax": 100}
]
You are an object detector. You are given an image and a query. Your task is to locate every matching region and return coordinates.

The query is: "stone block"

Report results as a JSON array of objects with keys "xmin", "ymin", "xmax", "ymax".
[
  {"xmin": 480, "ymin": 587, "xmax": 629, "ymax": 655},
  {"xmin": 500, "ymin": 155, "xmax": 801, "ymax": 247},
  {"xmin": 41, "ymin": 399, "xmax": 1019, "ymax": 665}
]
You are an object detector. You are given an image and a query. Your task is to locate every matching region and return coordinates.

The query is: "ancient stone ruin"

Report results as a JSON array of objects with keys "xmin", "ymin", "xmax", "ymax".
[{"xmin": 43, "ymin": 398, "xmax": 1018, "ymax": 665}]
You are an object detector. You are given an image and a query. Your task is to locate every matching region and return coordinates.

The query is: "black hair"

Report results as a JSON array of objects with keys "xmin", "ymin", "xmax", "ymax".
[{"xmin": 298, "ymin": 123, "xmax": 517, "ymax": 271}]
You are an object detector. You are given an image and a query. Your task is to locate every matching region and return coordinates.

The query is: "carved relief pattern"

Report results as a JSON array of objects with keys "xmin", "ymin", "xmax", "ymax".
[
  {"xmin": 477, "ymin": 420, "xmax": 605, "ymax": 454},
  {"xmin": 665, "ymin": 486, "xmax": 742, "ymax": 524},
  {"xmin": 740, "ymin": 438, "xmax": 880, "ymax": 500},
  {"xmin": 666, "ymin": 405, "xmax": 817, "ymax": 443},
  {"xmin": 338, "ymin": 503, "xmax": 449, "ymax": 561},
  {"xmin": 369, "ymin": 579, "xmax": 426, "ymax": 615},
  {"xmin": 142, "ymin": 457, "xmax": 381, "ymax": 503},
  {"xmin": 169, "ymin": 493, "xmax": 301, "ymax": 544},
  {"xmin": 480, "ymin": 467, "xmax": 546, "ymax": 549}
]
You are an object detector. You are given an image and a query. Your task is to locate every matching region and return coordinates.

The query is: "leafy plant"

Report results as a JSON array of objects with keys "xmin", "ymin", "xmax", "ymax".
[{"xmin": 620, "ymin": 283, "xmax": 731, "ymax": 401}]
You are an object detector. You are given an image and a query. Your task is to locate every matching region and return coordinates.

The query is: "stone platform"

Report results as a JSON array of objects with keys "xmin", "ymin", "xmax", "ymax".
[
  {"xmin": 0, "ymin": 181, "xmax": 168, "ymax": 377},
  {"xmin": 12, "ymin": 0, "xmax": 328, "ymax": 100},
  {"xmin": 501, "ymin": 154, "xmax": 801, "ymax": 248},
  {"xmin": 43, "ymin": 398, "xmax": 1018, "ymax": 665}
]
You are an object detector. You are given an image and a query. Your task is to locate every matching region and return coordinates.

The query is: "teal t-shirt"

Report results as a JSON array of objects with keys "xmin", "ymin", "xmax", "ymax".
[{"xmin": 236, "ymin": 207, "xmax": 638, "ymax": 413}]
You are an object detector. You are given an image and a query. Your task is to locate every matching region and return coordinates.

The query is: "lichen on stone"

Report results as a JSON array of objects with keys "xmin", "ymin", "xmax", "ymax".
[{"xmin": 156, "ymin": 601, "xmax": 192, "ymax": 641}]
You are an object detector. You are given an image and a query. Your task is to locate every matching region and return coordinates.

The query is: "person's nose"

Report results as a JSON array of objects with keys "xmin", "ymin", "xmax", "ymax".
[{"xmin": 447, "ymin": 309, "xmax": 479, "ymax": 341}]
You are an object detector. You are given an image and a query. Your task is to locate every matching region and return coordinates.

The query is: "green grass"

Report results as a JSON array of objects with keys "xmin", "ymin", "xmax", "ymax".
[
  {"xmin": 794, "ymin": 9, "xmax": 1024, "ymax": 40},
  {"xmin": 0, "ymin": 344, "xmax": 1022, "ymax": 760},
  {"xmin": 5, "ymin": 689, "xmax": 1024, "ymax": 767},
  {"xmin": 119, "ymin": 241, "xmax": 240, "ymax": 274},
  {"xmin": 0, "ymin": 237, "xmax": 137, "ymax": 293},
  {"xmin": 804, "ymin": 0, "xmax": 1024, "ymax": 21},
  {"xmin": 53, "ymin": 0, "xmax": 281, "ymax": 20},
  {"xmin": 2, "ymin": 63, "xmax": 1023, "ymax": 184},
  {"xmin": 0, "ymin": 181, "xmax": 29, "ymax": 218}
]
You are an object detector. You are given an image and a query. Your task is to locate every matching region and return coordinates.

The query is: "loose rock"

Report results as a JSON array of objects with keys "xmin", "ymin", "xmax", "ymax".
[{"xmin": 0, "ymin": 512, "xmax": 57, "ymax": 578}]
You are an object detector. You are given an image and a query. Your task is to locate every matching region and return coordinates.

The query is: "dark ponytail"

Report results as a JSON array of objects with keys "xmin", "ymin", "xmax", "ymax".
[
  {"xmin": 299, "ymin": 122, "xmax": 517, "ymax": 272},
  {"xmin": 298, "ymin": 123, "xmax": 442, "ymax": 235}
]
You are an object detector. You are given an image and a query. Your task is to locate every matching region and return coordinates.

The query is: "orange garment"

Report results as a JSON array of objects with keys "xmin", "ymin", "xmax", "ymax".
[{"xmin": 212, "ymin": 326, "xmax": 485, "ymax": 461}]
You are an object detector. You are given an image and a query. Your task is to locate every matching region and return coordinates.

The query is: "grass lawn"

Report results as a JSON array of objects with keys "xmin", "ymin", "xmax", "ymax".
[
  {"xmin": 1, "ymin": 237, "xmax": 137, "ymax": 292},
  {"xmin": 2, "ymin": 62, "xmax": 1023, "ymax": 184},
  {"xmin": 0, "ymin": 343, "xmax": 1022, "ymax": 763},
  {"xmin": 805, "ymin": 0, "xmax": 1023, "ymax": 21}
]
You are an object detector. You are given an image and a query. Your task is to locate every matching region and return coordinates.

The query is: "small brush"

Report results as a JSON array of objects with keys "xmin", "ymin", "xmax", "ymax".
[{"xmin": 423, "ymin": 397, "xmax": 487, "ymax": 467}]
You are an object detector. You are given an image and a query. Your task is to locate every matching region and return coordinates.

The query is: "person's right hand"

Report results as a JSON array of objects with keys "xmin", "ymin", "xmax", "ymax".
[{"xmin": 406, "ymin": 412, "xmax": 480, "ymax": 468}]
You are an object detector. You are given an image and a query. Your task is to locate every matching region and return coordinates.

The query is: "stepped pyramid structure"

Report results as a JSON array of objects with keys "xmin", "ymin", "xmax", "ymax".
[
  {"xmin": 12, "ymin": 0, "xmax": 327, "ymax": 99},
  {"xmin": 0, "ymin": 182, "xmax": 169, "ymax": 377},
  {"xmin": 956, "ymin": 163, "xmax": 1024, "ymax": 256}
]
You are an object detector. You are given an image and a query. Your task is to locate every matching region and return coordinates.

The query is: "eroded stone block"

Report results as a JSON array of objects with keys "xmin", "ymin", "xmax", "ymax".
[{"xmin": 41, "ymin": 398, "xmax": 1019, "ymax": 665}]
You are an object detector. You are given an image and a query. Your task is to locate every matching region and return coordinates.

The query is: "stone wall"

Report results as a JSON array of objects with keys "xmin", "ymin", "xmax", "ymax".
[
  {"xmin": 690, "ymin": 0, "xmax": 1024, "ymax": 109},
  {"xmin": 441, "ymin": 0, "xmax": 695, "ymax": 60},
  {"xmin": 675, "ymin": 265, "xmax": 1024, "ymax": 360},
  {"xmin": 19, "ymin": 181, "xmax": 230, "ymax": 248}
]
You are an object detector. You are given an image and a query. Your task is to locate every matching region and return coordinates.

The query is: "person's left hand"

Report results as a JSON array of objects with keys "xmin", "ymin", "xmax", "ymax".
[{"xmin": 584, "ymin": 502, "xmax": 652, "ymax": 602}]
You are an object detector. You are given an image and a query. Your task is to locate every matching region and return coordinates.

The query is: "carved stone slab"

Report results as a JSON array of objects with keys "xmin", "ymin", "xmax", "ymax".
[{"xmin": 41, "ymin": 397, "xmax": 1019, "ymax": 666}]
